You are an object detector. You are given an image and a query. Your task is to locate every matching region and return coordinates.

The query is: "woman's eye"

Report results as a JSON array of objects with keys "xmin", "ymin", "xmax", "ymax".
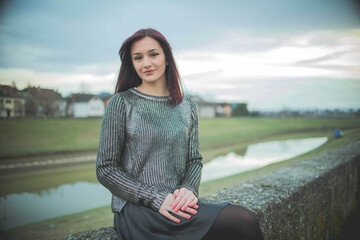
[
  {"xmin": 133, "ymin": 56, "xmax": 142, "ymax": 60},
  {"xmin": 150, "ymin": 52, "xmax": 159, "ymax": 57}
]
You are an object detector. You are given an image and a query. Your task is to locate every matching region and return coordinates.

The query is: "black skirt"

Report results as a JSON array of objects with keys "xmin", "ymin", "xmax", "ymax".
[{"xmin": 114, "ymin": 201, "xmax": 229, "ymax": 240}]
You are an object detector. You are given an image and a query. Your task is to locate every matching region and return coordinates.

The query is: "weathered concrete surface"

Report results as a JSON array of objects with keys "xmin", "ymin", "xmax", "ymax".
[
  {"xmin": 61, "ymin": 141, "xmax": 360, "ymax": 240},
  {"xmin": 60, "ymin": 227, "xmax": 118, "ymax": 240}
]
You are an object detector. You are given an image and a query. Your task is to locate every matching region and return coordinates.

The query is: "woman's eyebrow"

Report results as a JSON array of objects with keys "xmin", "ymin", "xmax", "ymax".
[{"xmin": 131, "ymin": 49, "xmax": 158, "ymax": 56}]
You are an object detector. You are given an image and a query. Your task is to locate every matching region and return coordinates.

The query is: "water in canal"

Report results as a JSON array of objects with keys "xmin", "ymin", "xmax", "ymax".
[
  {"xmin": 201, "ymin": 137, "xmax": 327, "ymax": 182},
  {"xmin": 0, "ymin": 137, "xmax": 327, "ymax": 230}
]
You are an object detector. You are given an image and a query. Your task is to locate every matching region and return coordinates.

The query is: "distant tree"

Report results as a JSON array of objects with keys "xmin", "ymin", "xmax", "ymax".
[
  {"xmin": 249, "ymin": 111, "xmax": 261, "ymax": 117},
  {"xmin": 355, "ymin": 109, "xmax": 360, "ymax": 118},
  {"xmin": 232, "ymin": 103, "xmax": 249, "ymax": 116}
]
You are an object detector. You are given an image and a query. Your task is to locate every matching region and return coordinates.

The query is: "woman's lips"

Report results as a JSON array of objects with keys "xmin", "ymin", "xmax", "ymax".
[{"xmin": 144, "ymin": 70, "xmax": 155, "ymax": 75}]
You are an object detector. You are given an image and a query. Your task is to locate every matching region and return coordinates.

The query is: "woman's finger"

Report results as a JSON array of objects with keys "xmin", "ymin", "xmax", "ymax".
[
  {"xmin": 172, "ymin": 189, "xmax": 186, "ymax": 209},
  {"xmin": 184, "ymin": 195, "xmax": 196, "ymax": 209},
  {"xmin": 183, "ymin": 206, "xmax": 198, "ymax": 215},
  {"xmin": 160, "ymin": 210, "xmax": 181, "ymax": 223},
  {"xmin": 174, "ymin": 194, "xmax": 188, "ymax": 212},
  {"xmin": 174, "ymin": 189, "xmax": 196, "ymax": 211},
  {"xmin": 172, "ymin": 208, "xmax": 191, "ymax": 220},
  {"xmin": 189, "ymin": 197, "xmax": 198, "ymax": 208},
  {"xmin": 173, "ymin": 189, "xmax": 179, "ymax": 198}
]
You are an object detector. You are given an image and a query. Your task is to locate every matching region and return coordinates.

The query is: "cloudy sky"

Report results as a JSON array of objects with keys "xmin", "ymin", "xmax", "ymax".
[{"xmin": 0, "ymin": 0, "xmax": 359, "ymax": 110}]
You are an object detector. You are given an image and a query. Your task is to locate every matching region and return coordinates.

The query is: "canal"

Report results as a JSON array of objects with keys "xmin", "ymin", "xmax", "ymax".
[{"xmin": 0, "ymin": 137, "xmax": 327, "ymax": 230}]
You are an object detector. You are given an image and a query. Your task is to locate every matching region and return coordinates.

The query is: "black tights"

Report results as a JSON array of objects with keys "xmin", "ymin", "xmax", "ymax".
[{"xmin": 201, "ymin": 204, "xmax": 264, "ymax": 240}]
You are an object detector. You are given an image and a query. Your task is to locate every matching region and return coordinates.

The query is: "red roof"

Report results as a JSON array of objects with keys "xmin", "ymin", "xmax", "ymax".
[
  {"xmin": 71, "ymin": 94, "xmax": 101, "ymax": 102},
  {"xmin": 0, "ymin": 85, "xmax": 24, "ymax": 98},
  {"xmin": 23, "ymin": 87, "xmax": 62, "ymax": 100}
]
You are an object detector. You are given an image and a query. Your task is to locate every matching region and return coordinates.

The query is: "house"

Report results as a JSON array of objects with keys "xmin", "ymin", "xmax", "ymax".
[
  {"xmin": 98, "ymin": 92, "xmax": 113, "ymax": 108},
  {"xmin": 22, "ymin": 87, "xmax": 65, "ymax": 117},
  {"xmin": 68, "ymin": 94, "xmax": 105, "ymax": 118},
  {"xmin": 191, "ymin": 96, "xmax": 216, "ymax": 118},
  {"xmin": 216, "ymin": 102, "xmax": 249, "ymax": 117},
  {"xmin": 0, "ymin": 85, "xmax": 26, "ymax": 118},
  {"xmin": 216, "ymin": 103, "xmax": 233, "ymax": 117},
  {"xmin": 191, "ymin": 96, "xmax": 249, "ymax": 118}
]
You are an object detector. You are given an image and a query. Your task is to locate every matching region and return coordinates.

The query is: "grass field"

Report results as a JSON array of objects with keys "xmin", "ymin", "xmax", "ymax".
[
  {"xmin": 1, "ymin": 117, "xmax": 359, "ymax": 158},
  {"xmin": 1, "ymin": 117, "xmax": 360, "ymax": 240},
  {"xmin": 0, "ymin": 118, "xmax": 103, "ymax": 157}
]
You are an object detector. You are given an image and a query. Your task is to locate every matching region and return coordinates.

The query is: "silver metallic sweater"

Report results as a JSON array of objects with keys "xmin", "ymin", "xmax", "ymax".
[{"xmin": 96, "ymin": 88, "xmax": 203, "ymax": 213}]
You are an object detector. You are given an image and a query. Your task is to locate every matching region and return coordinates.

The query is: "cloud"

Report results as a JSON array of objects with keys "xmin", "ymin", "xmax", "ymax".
[
  {"xmin": 0, "ymin": 68, "xmax": 117, "ymax": 96},
  {"xmin": 193, "ymin": 29, "xmax": 283, "ymax": 52},
  {"xmin": 1, "ymin": 28, "xmax": 359, "ymax": 110},
  {"xmin": 176, "ymin": 29, "xmax": 360, "ymax": 110},
  {"xmin": 178, "ymin": 28, "xmax": 360, "ymax": 84},
  {"xmin": 287, "ymin": 29, "xmax": 360, "ymax": 77},
  {"xmin": 191, "ymin": 77, "xmax": 360, "ymax": 111}
]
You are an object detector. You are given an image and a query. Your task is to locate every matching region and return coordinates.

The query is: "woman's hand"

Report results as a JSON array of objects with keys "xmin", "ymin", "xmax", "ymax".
[
  {"xmin": 172, "ymin": 187, "xmax": 199, "ymax": 213},
  {"xmin": 159, "ymin": 193, "xmax": 198, "ymax": 223}
]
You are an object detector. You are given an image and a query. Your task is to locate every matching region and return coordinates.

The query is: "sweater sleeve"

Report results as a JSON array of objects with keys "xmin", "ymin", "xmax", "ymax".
[
  {"xmin": 178, "ymin": 98, "xmax": 203, "ymax": 196},
  {"xmin": 96, "ymin": 94, "xmax": 169, "ymax": 211}
]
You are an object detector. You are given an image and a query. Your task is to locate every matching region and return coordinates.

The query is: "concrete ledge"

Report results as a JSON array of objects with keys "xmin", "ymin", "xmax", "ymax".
[
  {"xmin": 61, "ymin": 142, "xmax": 360, "ymax": 240},
  {"xmin": 61, "ymin": 227, "xmax": 118, "ymax": 240}
]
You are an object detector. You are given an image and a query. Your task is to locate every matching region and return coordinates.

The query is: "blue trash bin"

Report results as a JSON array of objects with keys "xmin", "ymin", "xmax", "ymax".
[{"xmin": 334, "ymin": 129, "xmax": 343, "ymax": 139}]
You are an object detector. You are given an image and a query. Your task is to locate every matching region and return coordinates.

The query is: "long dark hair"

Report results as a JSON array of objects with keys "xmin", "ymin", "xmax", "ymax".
[{"xmin": 115, "ymin": 28, "xmax": 183, "ymax": 105}]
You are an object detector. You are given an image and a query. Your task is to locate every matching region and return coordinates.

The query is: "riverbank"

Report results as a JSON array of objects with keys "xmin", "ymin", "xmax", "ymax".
[
  {"xmin": 4, "ymin": 127, "xmax": 360, "ymax": 240},
  {"xmin": 0, "ymin": 132, "xmax": 340, "ymax": 197},
  {"xmin": 1, "ymin": 117, "xmax": 359, "ymax": 158}
]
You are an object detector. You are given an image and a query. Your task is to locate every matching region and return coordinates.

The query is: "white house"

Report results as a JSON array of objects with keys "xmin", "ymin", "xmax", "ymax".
[
  {"xmin": 68, "ymin": 94, "xmax": 105, "ymax": 118},
  {"xmin": 0, "ymin": 85, "xmax": 26, "ymax": 118},
  {"xmin": 191, "ymin": 96, "xmax": 216, "ymax": 118}
]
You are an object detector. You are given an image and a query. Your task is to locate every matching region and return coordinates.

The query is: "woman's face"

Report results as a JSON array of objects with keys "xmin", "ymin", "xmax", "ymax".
[{"xmin": 131, "ymin": 37, "xmax": 167, "ymax": 86}]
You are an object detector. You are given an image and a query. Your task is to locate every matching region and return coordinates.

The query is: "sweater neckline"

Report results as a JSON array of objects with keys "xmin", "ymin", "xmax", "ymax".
[{"xmin": 129, "ymin": 87, "xmax": 171, "ymax": 101}]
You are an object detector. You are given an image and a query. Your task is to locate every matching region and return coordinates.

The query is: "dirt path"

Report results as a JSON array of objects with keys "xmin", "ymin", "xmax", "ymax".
[{"xmin": 0, "ymin": 151, "xmax": 97, "ymax": 175}]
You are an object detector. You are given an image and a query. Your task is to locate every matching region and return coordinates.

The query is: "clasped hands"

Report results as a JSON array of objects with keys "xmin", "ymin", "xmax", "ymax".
[{"xmin": 159, "ymin": 187, "xmax": 199, "ymax": 223}]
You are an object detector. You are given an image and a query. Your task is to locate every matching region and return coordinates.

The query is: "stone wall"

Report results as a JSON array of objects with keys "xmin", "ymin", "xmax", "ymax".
[{"xmin": 62, "ymin": 142, "xmax": 360, "ymax": 240}]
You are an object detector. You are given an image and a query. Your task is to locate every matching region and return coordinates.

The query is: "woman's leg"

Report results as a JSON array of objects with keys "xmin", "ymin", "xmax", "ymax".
[{"xmin": 201, "ymin": 204, "xmax": 264, "ymax": 240}]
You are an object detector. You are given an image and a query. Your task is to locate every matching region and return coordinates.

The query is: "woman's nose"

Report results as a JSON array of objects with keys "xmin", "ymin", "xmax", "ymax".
[{"xmin": 143, "ymin": 57, "xmax": 151, "ymax": 68}]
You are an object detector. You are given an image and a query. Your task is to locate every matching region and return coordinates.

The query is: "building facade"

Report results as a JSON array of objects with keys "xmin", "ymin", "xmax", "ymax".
[
  {"xmin": 68, "ymin": 94, "xmax": 105, "ymax": 118},
  {"xmin": 0, "ymin": 85, "xmax": 26, "ymax": 118}
]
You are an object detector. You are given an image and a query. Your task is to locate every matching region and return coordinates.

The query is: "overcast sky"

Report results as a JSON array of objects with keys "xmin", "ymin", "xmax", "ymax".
[{"xmin": 0, "ymin": 0, "xmax": 359, "ymax": 110}]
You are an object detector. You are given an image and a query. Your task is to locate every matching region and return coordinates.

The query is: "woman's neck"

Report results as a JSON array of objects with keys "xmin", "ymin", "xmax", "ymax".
[{"xmin": 136, "ymin": 82, "xmax": 169, "ymax": 97}]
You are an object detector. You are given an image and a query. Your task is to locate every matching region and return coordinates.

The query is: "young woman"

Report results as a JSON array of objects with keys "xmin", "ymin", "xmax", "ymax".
[{"xmin": 96, "ymin": 28, "xmax": 264, "ymax": 240}]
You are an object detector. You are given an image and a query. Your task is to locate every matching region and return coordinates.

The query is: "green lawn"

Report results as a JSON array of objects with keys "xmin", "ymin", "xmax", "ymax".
[
  {"xmin": 0, "ymin": 118, "xmax": 103, "ymax": 157},
  {"xmin": 1, "ymin": 117, "xmax": 359, "ymax": 157}
]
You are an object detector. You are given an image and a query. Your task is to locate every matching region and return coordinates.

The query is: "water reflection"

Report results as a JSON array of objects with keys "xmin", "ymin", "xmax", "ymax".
[
  {"xmin": 201, "ymin": 137, "xmax": 327, "ymax": 182},
  {"xmin": 0, "ymin": 137, "xmax": 327, "ymax": 230},
  {"xmin": 0, "ymin": 182, "xmax": 111, "ymax": 230}
]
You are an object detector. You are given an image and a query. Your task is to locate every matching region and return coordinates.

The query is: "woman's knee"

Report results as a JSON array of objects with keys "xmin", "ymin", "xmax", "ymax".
[
  {"xmin": 231, "ymin": 205, "xmax": 263, "ymax": 239},
  {"xmin": 242, "ymin": 207, "xmax": 259, "ymax": 226}
]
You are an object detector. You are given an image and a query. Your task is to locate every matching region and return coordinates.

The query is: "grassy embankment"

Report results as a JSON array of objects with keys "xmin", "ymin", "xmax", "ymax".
[
  {"xmin": 1, "ymin": 117, "xmax": 360, "ymax": 240},
  {"xmin": 0, "ymin": 118, "xmax": 103, "ymax": 157}
]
